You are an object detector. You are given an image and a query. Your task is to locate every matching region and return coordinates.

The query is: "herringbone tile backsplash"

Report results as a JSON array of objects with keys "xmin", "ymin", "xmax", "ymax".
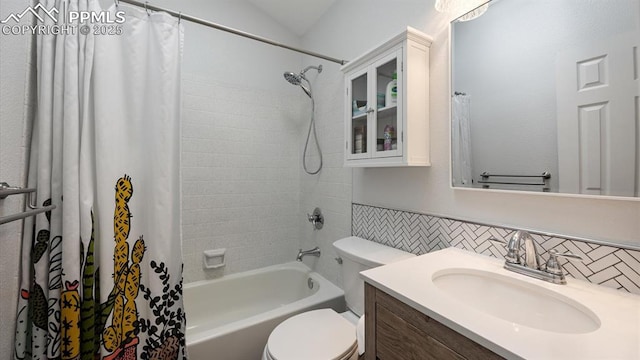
[{"xmin": 352, "ymin": 203, "xmax": 640, "ymax": 295}]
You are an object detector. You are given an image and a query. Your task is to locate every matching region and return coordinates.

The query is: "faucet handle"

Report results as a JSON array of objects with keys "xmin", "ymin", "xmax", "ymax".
[
  {"xmin": 545, "ymin": 249, "xmax": 583, "ymax": 276},
  {"xmin": 488, "ymin": 236, "xmax": 507, "ymax": 246}
]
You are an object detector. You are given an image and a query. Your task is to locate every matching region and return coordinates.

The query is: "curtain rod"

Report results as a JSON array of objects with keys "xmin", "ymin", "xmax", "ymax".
[{"xmin": 116, "ymin": 0, "xmax": 348, "ymax": 65}]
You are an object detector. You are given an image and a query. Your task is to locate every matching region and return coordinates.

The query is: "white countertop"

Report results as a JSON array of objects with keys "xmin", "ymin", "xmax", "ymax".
[{"xmin": 360, "ymin": 247, "xmax": 640, "ymax": 360}]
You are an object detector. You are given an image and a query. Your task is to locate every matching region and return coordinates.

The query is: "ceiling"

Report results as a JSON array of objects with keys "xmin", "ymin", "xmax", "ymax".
[{"xmin": 246, "ymin": 0, "xmax": 339, "ymax": 36}]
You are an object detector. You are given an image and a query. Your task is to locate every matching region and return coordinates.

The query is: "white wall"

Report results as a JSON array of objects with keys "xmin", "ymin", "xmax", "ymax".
[
  {"xmin": 303, "ymin": 0, "xmax": 640, "ymax": 258},
  {"xmin": 0, "ymin": 0, "xmax": 34, "ymax": 355},
  {"xmin": 454, "ymin": 0, "xmax": 638, "ymax": 191}
]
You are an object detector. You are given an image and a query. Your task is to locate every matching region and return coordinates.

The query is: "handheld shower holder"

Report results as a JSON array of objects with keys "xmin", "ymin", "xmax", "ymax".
[{"xmin": 282, "ymin": 64, "xmax": 324, "ymax": 175}]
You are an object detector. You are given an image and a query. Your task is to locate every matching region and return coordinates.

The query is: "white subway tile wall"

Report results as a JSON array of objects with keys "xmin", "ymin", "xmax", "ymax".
[{"xmin": 181, "ymin": 73, "xmax": 303, "ymax": 282}]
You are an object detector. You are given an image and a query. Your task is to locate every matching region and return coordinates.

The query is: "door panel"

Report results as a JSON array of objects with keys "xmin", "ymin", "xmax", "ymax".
[{"xmin": 557, "ymin": 32, "xmax": 639, "ymax": 196}]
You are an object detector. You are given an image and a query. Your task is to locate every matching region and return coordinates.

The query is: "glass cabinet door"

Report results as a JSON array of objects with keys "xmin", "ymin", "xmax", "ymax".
[
  {"xmin": 373, "ymin": 50, "xmax": 402, "ymax": 158},
  {"xmin": 343, "ymin": 28, "xmax": 431, "ymax": 167},
  {"xmin": 347, "ymin": 68, "xmax": 370, "ymax": 159}
]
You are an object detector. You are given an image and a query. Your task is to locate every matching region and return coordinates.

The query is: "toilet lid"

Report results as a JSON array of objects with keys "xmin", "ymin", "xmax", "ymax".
[{"xmin": 267, "ymin": 309, "xmax": 357, "ymax": 360}]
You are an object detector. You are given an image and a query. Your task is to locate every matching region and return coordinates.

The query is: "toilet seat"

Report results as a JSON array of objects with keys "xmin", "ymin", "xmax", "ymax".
[{"xmin": 264, "ymin": 309, "xmax": 357, "ymax": 360}]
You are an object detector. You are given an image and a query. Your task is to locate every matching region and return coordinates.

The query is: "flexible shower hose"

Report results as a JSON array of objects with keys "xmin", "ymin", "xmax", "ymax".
[{"xmin": 303, "ymin": 97, "xmax": 322, "ymax": 175}]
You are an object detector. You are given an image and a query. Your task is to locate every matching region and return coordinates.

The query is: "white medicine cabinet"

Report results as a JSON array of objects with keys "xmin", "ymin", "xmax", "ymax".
[{"xmin": 341, "ymin": 27, "xmax": 432, "ymax": 167}]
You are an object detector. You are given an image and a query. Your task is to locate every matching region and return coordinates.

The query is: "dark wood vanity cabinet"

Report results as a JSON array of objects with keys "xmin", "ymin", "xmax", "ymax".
[{"xmin": 364, "ymin": 283, "xmax": 504, "ymax": 360}]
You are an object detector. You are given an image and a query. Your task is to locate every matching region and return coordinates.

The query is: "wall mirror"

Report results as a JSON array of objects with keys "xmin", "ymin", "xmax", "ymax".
[{"xmin": 450, "ymin": 0, "xmax": 640, "ymax": 198}]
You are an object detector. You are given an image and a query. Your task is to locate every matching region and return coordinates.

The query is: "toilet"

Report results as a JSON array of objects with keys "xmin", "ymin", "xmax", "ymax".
[{"xmin": 262, "ymin": 236, "xmax": 415, "ymax": 360}]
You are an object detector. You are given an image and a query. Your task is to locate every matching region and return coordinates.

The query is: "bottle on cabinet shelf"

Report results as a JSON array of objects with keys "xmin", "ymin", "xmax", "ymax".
[
  {"xmin": 385, "ymin": 72, "xmax": 397, "ymax": 107},
  {"xmin": 354, "ymin": 126, "xmax": 365, "ymax": 153},
  {"xmin": 383, "ymin": 125, "xmax": 395, "ymax": 151}
]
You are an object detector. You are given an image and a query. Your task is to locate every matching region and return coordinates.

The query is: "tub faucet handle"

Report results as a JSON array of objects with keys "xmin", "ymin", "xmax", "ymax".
[{"xmin": 307, "ymin": 207, "xmax": 324, "ymax": 230}]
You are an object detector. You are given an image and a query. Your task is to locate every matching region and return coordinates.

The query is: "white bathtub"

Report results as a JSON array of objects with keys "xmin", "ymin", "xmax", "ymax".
[{"xmin": 185, "ymin": 261, "xmax": 346, "ymax": 360}]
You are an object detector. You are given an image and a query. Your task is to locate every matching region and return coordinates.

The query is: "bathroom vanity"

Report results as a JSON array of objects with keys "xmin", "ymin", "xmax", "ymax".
[
  {"xmin": 364, "ymin": 283, "xmax": 501, "ymax": 360},
  {"xmin": 361, "ymin": 248, "xmax": 640, "ymax": 359}
]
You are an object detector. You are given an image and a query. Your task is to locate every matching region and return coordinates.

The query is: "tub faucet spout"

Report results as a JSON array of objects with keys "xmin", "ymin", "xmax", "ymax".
[{"xmin": 296, "ymin": 247, "xmax": 321, "ymax": 261}]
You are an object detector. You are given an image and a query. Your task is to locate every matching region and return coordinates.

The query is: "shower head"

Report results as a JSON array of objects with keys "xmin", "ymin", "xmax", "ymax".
[
  {"xmin": 284, "ymin": 71, "xmax": 302, "ymax": 86},
  {"xmin": 284, "ymin": 68, "xmax": 315, "ymax": 98},
  {"xmin": 284, "ymin": 65, "xmax": 322, "ymax": 97},
  {"xmin": 283, "ymin": 65, "xmax": 322, "ymax": 88}
]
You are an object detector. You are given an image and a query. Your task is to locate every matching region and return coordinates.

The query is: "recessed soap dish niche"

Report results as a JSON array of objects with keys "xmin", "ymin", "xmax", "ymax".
[{"xmin": 203, "ymin": 248, "xmax": 226, "ymax": 270}]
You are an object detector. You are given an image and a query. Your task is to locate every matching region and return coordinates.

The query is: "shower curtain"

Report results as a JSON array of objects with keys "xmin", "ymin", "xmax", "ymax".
[
  {"xmin": 14, "ymin": 2, "xmax": 185, "ymax": 359},
  {"xmin": 451, "ymin": 93, "xmax": 473, "ymax": 186}
]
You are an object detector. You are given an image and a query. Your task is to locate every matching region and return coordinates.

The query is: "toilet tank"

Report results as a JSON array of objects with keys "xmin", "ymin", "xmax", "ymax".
[{"xmin": 333, "ymin": 236, "xmax": 415, "ymax": 316}]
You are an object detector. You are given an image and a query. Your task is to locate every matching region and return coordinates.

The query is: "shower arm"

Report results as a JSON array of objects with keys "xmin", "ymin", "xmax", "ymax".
[{"xmin": 301, "ymin": 65, "xmax": 323, "ymax": 75}]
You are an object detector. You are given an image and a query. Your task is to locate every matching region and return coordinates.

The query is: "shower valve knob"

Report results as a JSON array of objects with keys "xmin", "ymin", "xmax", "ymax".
[{"xmin": 307, "ymin": 207, "xmax": 324, "ymax": 230}]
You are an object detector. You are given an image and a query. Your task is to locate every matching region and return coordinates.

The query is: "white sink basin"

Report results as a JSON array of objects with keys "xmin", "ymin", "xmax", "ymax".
[{"xmin": 432, "ymin": 268, "xmax": 601, "ymax": 334}]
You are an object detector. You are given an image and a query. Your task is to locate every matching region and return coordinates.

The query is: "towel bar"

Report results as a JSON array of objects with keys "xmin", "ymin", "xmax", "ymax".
[
  {"xmin": 0, "ymin": 182, "xmax": 36, "ymax": 199},
  {"xmin": 477, "ymin": 171, "xmax": 551, "ymax": 192},
  {"xmin": 0, "ymin": 182, "xmax": 55, "ymax": 226},
  {"xmin": 0, "ymin": 205, "xmax": 57, "ymax": 225},
  {"xmin": 480, "ymin": 172, "xmax": 551, "ymax": 179}
]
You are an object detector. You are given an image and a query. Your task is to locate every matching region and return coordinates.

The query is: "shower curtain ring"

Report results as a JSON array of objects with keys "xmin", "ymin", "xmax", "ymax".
[
  {"xmin": 114, "ymin": 0, "xmax": 119, "ymax": 7},
  {"xmin": 178, "ymin": 12, "xmax": 182, "ymax": 24},
  {"xmin": 144, "ymin": 1, "xmax": 150, "ymax": 15}
]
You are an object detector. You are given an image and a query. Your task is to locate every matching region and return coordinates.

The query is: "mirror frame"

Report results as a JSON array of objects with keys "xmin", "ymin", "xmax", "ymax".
[{"xmin": 447, "ymin": 1, "xmax": 640, "ymax": 202}]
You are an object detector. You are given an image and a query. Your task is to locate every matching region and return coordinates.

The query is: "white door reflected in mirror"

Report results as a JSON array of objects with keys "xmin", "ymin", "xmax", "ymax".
[{"xmin": 450, "ymin": 0, "xmax": 640, "ymax": 198}]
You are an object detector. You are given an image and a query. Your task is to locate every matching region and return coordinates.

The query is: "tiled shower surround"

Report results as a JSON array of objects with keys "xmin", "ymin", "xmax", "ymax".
[
  {"xmin": 352, "ymin": 203, "xmax": 640, "ymax": 295},
  {"xmin": 181, "ymin": 74, "xmax": 302, "ymax": 283}
]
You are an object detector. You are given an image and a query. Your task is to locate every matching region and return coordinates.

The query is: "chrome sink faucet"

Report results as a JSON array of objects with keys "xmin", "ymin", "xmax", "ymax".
[
  {"xmin": 492, "ymin": 230, "xmax": 583, "ymax": 285},
  {"xmin": 505, "ymin": 230, "xmax": 543, "ymax": 269},
  {"xmin": 296, "ymin": 247, "xmax": 321, "ymax": 261}
]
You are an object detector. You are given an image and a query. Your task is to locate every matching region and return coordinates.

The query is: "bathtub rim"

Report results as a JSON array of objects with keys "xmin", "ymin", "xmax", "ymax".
[{"xmin": 184, "ymin": 261, "xmax": 344, "ymax": 347}]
